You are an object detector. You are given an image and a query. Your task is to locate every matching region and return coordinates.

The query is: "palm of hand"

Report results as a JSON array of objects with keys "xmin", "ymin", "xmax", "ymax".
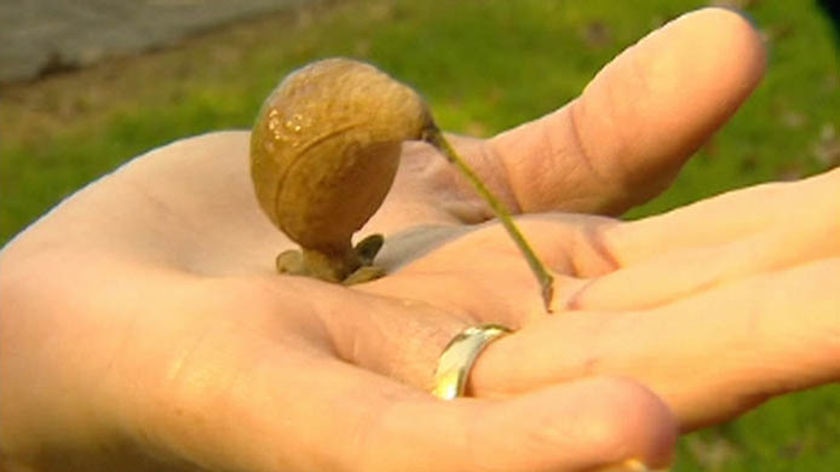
[
  {"xmin": 121, "ymin": 131, "xmax": 836, "ymax": 429},
  {"xmin": 78, "ymin": 131, "xmax": 616, "ymax": 390},
  {"xmin": 0, "ymin": 131, "xmax": 630, "ymax": 470},
  {"xmin": 4, "ymin": 8, "xmax": 838, "ymax": 472}
]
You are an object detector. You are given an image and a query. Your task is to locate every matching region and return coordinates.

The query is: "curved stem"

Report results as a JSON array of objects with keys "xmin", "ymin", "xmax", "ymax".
[{"xmin": 423, "ymin": 126, "xmax": 555, "ymax": 312}]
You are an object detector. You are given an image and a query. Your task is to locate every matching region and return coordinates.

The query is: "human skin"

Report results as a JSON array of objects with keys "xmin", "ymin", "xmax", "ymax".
[{"xmin": 2, "ymin": 7, "xmax": 838, "ymax": 472}]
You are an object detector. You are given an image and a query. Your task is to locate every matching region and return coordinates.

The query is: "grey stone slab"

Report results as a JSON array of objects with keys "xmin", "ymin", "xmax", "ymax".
[{"xmin": 0, "ymin": 0, "xmax": 310, "ymax": 83}]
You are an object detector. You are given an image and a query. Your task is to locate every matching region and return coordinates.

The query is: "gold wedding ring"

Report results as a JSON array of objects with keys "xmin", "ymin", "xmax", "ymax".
[{"xmin": 431, "ymin": 324, "xmax": 511, "ymax": 400}]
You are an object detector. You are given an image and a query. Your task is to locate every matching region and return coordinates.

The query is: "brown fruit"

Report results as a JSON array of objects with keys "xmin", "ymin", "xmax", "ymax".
[
  {"xmin": 250, "ymin": 57, "xmax": 552, "ymax": 309},
  {"xmin": 250, "ymin": 58, "xmax": 433, "ymax": 256}
]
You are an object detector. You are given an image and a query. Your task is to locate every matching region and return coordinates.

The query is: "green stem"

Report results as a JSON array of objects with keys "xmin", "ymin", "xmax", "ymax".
[{"xmin": 424, "ymin": 126, "xmax": 554, "ymax": 312}]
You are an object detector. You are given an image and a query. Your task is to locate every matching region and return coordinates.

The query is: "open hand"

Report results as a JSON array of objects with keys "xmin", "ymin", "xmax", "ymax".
[{"xmin": 5, "ymin": 8, "xmax": 834, "ymax": 472}]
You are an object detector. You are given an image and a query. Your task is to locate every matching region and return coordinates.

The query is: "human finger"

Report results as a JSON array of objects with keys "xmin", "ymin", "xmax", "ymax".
[
  {"xmin": 154, "ymin": 357, "xmax": 675, "ymax": 472},
  {"xmin": 598, "ymin": 167, "xmax": 840, "ymax": 269},
  {"xmin": 96, "ymin": 274, "xmax": 675, "ymax": 472},
  {"xmin": 470, "ymin": 258, "xmax": 840, "ymax": 431},
  {"xmin": 489, "ymin": 7, "xmax": 766, "ymax": 215},
  {"xmin": 358, "ymin": 377, "xmax": 677, "ymax": 472},
  {"xmin": 570, "ymin": 170, "xmax": 840, "ymax": 310}
]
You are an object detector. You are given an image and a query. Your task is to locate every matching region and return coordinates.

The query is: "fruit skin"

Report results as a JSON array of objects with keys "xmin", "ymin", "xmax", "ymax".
[{"xmin": 250, "ymin": 57, "xmax": 433, "ymax": 283}]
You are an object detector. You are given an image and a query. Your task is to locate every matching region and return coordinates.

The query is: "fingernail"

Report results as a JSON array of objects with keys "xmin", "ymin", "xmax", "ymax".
[{"xmin": 595, "ymin": 458, "xmax": 671, "ymax": 472}]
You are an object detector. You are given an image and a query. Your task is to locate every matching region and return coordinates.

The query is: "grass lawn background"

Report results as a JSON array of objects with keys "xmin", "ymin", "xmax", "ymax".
[{"xmin": 1, "ymin": 0, "xmax": 838, "ymax": 470}]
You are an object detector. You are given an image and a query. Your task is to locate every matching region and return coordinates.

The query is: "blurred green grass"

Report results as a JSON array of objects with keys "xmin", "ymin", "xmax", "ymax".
[{"xmin": 1, "ymin": 0, "xmax": 838, "ymax": 469}]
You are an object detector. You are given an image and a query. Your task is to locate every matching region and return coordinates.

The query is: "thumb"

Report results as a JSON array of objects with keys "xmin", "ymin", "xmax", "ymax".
[{"xmin": 490, "ymin": 7, "xmax": 766, "ymax": 215}]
